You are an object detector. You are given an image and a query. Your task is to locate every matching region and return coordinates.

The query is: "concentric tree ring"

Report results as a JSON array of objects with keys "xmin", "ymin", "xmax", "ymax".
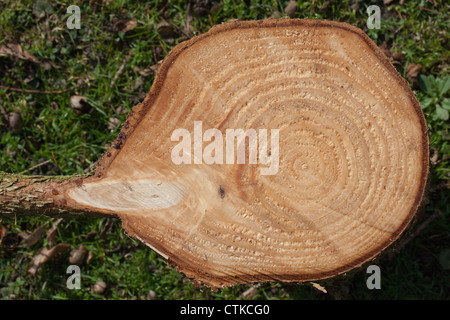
[{"xmin": 64, "ymin": 19, "xmax": 429, "ymax": 288}]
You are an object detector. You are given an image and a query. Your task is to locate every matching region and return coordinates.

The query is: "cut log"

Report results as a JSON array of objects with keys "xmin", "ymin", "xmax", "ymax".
[{"xmin": 0, "ymin": 19, "xmax": 429, "ymax": 288}]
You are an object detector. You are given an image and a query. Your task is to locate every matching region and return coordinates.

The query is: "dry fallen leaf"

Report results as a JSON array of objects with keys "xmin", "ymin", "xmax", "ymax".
[
  {"xmin": 271, "ymin": 10, "xmax": 282, "ymax": 19},
  {"xmin": 379, "ymin": 41, "xmax": 393, "ymax": 59},
  {"xmin": 392, "ymin": 52, "xmax": 405, "ymax": 64},
  {"xmin": 149, "ymin": 64, "xmax": 159, "ymax": 74},
  {"xmin": 0, "ymin": 43, "xmax": 39, "ymax": 63},
  {"xmin": 285, "ymin": 0, "xmax": 298, "ymax": 18},
  {"xmin": 115, "ymin": 105, "xmax": 127, "ymax": 115},
  {"xmin": 46, "ymin": 218, "xmax": 63, "ymax": 247},
  {"xmin": 68, "ymin": 245, "xmax": 88, "ymax": 265},
  {"xmin": 50, "ymin": 101, "xmax": 59, "ymax": 110},
  {"xmin": 114, "ymin": 19, "xmax": 138, "ymax": 33},
  {"xmin": 133, "ymin": 64, "xmax": 159, "ymax": 77},
  {"xmin": 84, "ymin": 230, "xmax": 97, "ymax": 241},
  {"xmin": 147, "ymin": 290, "xmax": 158, "ymax": 300},
  {"xmin": 108, "ymin": 117, "xmax": 120, "ymax": 131},
  {"xmin": 238, "ymin": 284, "xmax": 261, "ymax": 300},
  {"xmin": 406, "ymin": 63, "xmax": 422, "ymax": 85},
  {"xmin": 99, "ymin": 218, "xmax": 115, "ymax": 239},
  {"xmin": 40, "ymin": 60, "xmax": 52, "ymax": 70},
  {"xmin": 28, "ymin": 243, "xmax": 70, "ymax": 276},
  {"xmin": 134, "ymin": 77, "xmax": 144, "ymax": 90},
  {"xmin": 378, "ymin": 43, "xmax": 404, "ymax": 67},
  {"xmin": 93, "ymin": 281, "xmax": 107, "ymax": 294},
  {"xmin": 7, "ymin": 112, "xmax": 22, "ymax": 135},
  {"xmin": 19, "ymin": 222, "xmax": 48, "ymax": 247},
  {"xmin": 156, "ymin": 20, "xmax": 177, "ymax": 38},
  {"xmin": 430, "ymin": 147, "xmax": 439, "ymax": 165},
  {"xmin": 152, "ymin": 46, "xmax": 164, "ymax": 62},
  {"xmin": 86, "ymin": 251, "xmax": 94, "ymax": 264},
  {"xmin": 70, "ymin": 95, "xmax": 92, "ymax": 115}
]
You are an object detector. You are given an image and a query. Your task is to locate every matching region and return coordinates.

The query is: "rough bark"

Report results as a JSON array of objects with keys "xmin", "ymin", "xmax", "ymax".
[{"xmin": 0, "ymin": 172, "xmax": 105, "ymax": 218}]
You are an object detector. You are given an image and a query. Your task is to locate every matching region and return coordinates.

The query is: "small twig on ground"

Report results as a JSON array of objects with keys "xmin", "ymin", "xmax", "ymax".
[
  {"xmin": 19, "ymin": 159, "xmax": 52, "ymax": 174},
  {"xmin": 184, "ymin": 2, "xmax": 193, "ymax": 37},
  {"xmin": 164, "ymin": 18, "xmax": 192, "ymax": 39},
  {"xmin": 50, "ymin": 151, "xmax": 59, "ymax": 172},
  {"xmin": 400, "ymin": 210, "xmax": 442, "ymax": 250},
  {"xmin": 208, "ymin": 14, "xmax": 214, "ymax": 26},
  {"xmin": 418, "ymin": 6, "xmax": 444, "ymax": 15},
  {"xmin": 436, "ymin": 156, "xmax": 450, "ymax": 165},
  {"xmin": 84, "ymin": 161, "xmax": 98, "ymax": 173},
  {"xmin": 238, "ymin": 284, "xmax": 261, "ymax": 300},
  {"xmin": 38, "ymin": 281, "xmax": 47, "ymax": 300},
  {"xmin": 0, "ymin": 85, "xmax": 70, "ymax": 94},
  {"xmin": 110, "ymin": 53, "xmax": 133, "ymax": 88},
  {"xmin": 106, "ymin": 242, "xmax": 121, "ymax": 254},
  {"xmin": 389, "ymin": 210, "xmax": 442, "ymax": 260}
]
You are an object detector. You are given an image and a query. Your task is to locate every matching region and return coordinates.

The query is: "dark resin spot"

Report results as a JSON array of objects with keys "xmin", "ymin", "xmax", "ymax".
[
  {"xmin": 219, "ymin": 186, "xmax": 225, "ymax": 199},
  {"xmin": 106, "ymin": 152, "xmax": 112, "ymax": 157}
]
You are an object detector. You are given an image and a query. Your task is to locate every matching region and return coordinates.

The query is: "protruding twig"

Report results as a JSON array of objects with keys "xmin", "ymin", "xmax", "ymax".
[{"xmin": 0, "ymin": 85, "xmax": 70, "ymax": 94}]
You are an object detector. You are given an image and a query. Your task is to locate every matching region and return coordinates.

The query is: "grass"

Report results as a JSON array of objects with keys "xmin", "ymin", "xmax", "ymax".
[{"xmin": 0, "ymin": 0, "xmax": 449, "ymax": 300}]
